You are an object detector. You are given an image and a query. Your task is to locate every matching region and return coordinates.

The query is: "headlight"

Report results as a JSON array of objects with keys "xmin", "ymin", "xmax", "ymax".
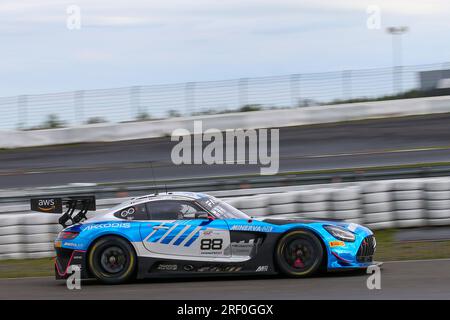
[{"xmin": 324, "ymin": 225, "xmax": 355, "ymax": 242}]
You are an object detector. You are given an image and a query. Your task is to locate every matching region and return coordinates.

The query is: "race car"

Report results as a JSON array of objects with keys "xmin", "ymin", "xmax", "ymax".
[{"xmin": 31, "ymin": 192, "xmax": 378, "ymax": 284}]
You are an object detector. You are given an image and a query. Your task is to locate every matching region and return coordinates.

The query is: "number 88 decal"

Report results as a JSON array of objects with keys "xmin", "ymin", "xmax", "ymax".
[{"xmin": 201, "ymin": 238, "xmax": 223, "ymax": 250}]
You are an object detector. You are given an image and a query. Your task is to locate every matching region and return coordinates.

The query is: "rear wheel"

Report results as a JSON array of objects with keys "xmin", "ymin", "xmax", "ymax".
[
  {"xmin": 275, "ymin": 230, "xmax": 323, "ymax": 277},
  {"xmin": 88, "ymin": 236, "xmax": 136, "ymax": 284}
]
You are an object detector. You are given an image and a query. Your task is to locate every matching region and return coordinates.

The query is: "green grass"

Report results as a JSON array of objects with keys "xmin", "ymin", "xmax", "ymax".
[
  {"xmin": 0, "ymin": 229, "xmax": 450, "ymax": 279},
  {"xmin": 374, "ymin": 229, "xmax": 450, "ymax": 261},
  {"xmin": 0, "ymin": 257, "xmax": 54, "ymax": 279}
]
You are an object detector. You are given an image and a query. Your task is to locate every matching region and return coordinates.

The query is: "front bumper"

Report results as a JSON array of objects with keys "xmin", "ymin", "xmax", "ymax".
[
  {"xmin": 327, "ymin": 234, "xmax": 379, "ymax": 270},
  {"xmin": 328, "ymin": 260, "xmax": 383, "ymax": 272}
]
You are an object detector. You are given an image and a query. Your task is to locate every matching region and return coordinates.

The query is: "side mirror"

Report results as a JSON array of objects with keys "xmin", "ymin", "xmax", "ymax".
[{"xmin": 195, "ymin": 211, "xmax": 212, "ymax": 220}]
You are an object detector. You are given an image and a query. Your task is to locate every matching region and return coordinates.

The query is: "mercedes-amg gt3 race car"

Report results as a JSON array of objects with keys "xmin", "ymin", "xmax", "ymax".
[{"xmin": 31, "ymin": 192, "xmax": 378, "ymax": 284}]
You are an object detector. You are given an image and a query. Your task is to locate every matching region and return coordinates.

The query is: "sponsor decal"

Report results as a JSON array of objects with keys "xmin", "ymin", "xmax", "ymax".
[
  {"xmin": 230, "ymin": 225, "xmax": 273, "ymax": 232},
  {"xmin": 120, "ymin": 207, "xmax": 135, "ymax": 218},
  {"xmin": 84, "ymin": 222, "xmax": 131, "ymax": 230},
  {"xmin": 231, "ymin": 238, "xmax": 260, "ymax": 248},
  {"xmin": 329, "ymin": 240, "xmax": 345, "ymax": 247},
  {"xmin": 63, "ymin": 242, "xmax": 82, "ymax": 248},
  {"xmin": 200, "ymin": 251, "xmax": 223, "ymax": 256},
  {"xmin": 183, "ymin": 264, "xmax": 194, "ymax": 271},
  {"xmin": 230, "ymin": 238, "xmax": 261, "ymax": 256},
  {"xmin": 256, "ymin": 265, "xmax": 269, "ymax": 272},
  {"xmin": 38, "ymin": 199, "xmax": 56, "ymax": 212},
  {"xmin": 197, "ymin": 265, "xmax": 243, "ymax": 273},
  {"xmin": 31, "ymin": 198, "xmax": 63, "ymax": 213},
  {"xmin": 157, "ymin": 264, "xmax": 178, "ymax": 271}
]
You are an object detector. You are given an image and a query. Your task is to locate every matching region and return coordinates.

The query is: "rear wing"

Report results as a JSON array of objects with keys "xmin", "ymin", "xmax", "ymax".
[{"xmin": 30, "ymin": 195, "xmax": 96, "ymax": 227}]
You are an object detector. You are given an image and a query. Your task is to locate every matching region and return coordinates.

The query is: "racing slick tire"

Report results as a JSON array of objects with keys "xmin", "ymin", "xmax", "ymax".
[
  {"xmin": 88, "ymin": 236, "xmax": 137, "ymax": 284},
  {"xmin": 275, "ymin": 230, "xmax": 323, "ymax": 277}
]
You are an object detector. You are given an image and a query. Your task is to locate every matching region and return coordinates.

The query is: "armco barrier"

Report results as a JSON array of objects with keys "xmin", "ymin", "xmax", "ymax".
[
  {"xmin": 1, "ymin": 177, "xmax": 450, "ymax": 260},
  {"xmin": 1, "ymin": 95, "xmax": 450, "ymax": 149}
]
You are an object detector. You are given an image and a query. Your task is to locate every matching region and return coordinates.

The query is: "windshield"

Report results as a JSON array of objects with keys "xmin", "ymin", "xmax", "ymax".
[{"xmin": 197, "ymin": 196, "xmax": 250, "ymax": 219}]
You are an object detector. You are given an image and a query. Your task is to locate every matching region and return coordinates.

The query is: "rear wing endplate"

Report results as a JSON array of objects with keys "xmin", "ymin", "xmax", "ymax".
[{"xmin": 30, "ymin": 195, "xmax": 96, "ymax": 227}]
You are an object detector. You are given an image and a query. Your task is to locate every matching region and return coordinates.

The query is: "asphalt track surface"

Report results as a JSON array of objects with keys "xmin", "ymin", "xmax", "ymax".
[
  {"xmin": 2, "ymin": 114, "xmax": 450, "ymax": 188},
  {"xmin": 1, "ymin": 259, "xmax": 449, "ymax": 299}
]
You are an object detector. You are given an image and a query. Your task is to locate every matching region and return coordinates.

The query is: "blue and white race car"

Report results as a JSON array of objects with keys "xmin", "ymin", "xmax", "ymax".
[{"xmin": 31, "ymin": 192, "xmax": 378, "ymax": 284}]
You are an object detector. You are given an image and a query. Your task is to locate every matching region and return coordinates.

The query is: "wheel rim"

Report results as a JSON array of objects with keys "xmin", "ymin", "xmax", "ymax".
[
  {"xmin": 282, "ymin": 238, "xmax": 316, "ymax": 272},
  {"xmin": 100, "ymin": 246, "xmax": 127, "ymax": 274}
]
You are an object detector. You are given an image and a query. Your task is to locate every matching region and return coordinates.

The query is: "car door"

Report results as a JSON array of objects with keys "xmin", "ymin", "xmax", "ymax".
[{"xmin": 139, "ymin": 200, "xmax": 231, "ymax": 259}]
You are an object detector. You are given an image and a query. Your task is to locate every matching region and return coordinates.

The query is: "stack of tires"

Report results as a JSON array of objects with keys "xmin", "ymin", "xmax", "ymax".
[
  {"xmin": 0, "ymin": 215, "xmax": 23, "ymax": 260},
  {"xmin": 362, "ymin": 181, "xmax": 395, "ymax": 230},
  {"xmin": 331, "ymin": 186, "xmax": 363, "ymax": 224},
  {"xmin": 234, "ymin": 195, "xmax": 270, "ymax": 217},
  {"xmin": 425, "ymin": 179, "xmax": 450, "ymax": 226},
  {"xmin": 393, "ymin": 180, "xmax": 425, "ymax": 228},
  {"xmin": 22, "ymin": 213, "xmax": 60, "ymax": 259},
  {"xmin": 268, "ymin": 191, "xmax": 301, "ymax": 216},
  {"xmin": 297, "ymin": 189, "xmax": 331, "ymax": 219},
  {"xmin": 0, "ymin": 213, "xmax": 60, "ymax": 260}
]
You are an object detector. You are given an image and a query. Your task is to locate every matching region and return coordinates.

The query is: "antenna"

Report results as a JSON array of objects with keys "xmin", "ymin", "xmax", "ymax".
[{"xmin": 149, "ymin": 161, "xmax": 159, "ymax": 195}]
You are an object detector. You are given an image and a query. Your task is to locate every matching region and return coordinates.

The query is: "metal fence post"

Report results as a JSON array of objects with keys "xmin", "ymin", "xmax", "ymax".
[
  {"xmin": 394, "ymin": 65, "xmax": 403, "ymax": 94},
  {"xmin": 290, "ymin": 74, "xmax": 301, "ymax": 108},
  {"xmin": 17, "ymin": 95, "xmax": 28, "ymax": 130},
  {"xmin": 74, "ymin": 90, "xmax": 84, "ymax": 125},
  {"xmin": 238, "ymin": 78, "xmax": 248, "ymax": 109},
  {"xmin": 342, "ymin": 70, "xmax": 352, "ymax": 101},
  {"xmin": 185, "ymin": 82, "xmax": 196, "ymax": 116},
  {"xmin": 130, "ymin": 86, "xmax": 141, "ymax": 120}
]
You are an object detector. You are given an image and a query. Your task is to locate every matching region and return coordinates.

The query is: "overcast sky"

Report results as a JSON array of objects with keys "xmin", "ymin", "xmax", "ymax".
[{"xmin": 0, "ymin": 0, "xmax": 449, "ymax": 97}]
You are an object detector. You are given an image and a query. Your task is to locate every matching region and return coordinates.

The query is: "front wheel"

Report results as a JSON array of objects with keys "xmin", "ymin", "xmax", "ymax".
[
  {"xmin": 275, "ymin": 230, "xmax": 323, "ymax": 277},
  {"xmin": 88, "ymin": 236, "xmax": 136, "ymax": 284}
]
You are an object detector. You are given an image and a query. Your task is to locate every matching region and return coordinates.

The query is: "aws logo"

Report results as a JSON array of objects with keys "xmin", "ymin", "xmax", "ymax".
[
  {"xmin": 31, "ymin": 198, "xmax": 63, "ymax": 213},
  {"xmin": 38, "ymin": 199, "xmax": 56, "ymax": 211}
]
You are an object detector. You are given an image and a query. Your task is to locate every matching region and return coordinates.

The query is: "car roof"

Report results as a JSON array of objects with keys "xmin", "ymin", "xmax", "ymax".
[{"xmin": 118, "ymin": 191, "xmax": 209, "ymax": 208}]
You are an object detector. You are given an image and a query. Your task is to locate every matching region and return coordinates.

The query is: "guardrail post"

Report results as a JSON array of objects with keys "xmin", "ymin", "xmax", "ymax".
[
  {"xmin": 17, "ymin": 95, "xmax": 28, "ymax": 130},
  {"xmin": 239, "ymin": 78, "xmax": 248, "ymax": 110},
  {"xmin": 185, "ymin": 82, "xmax": 196, "ymax": 116},
  {"xmin": 130, "ymin": 86, "xmax": 142, "ymax": 120},
  {"xmin": 290, "ymin": 74, "xmax": 301, "ymax": 108},
  {"xmin": 394, "ymin": 65, "xmax": 403, "ymax": 94},
  {"xmin": 342, "ymin": 70, "xmax": 352, "ymax": 100},
  {"xmin": 74, "ymin": 90, "xmax": 84, "ymax": 125}
]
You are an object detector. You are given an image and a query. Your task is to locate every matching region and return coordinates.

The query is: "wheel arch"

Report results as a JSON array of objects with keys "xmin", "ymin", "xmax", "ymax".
[
  {"xmin": 85, "ymin": 233, "xmax": 138, "ymax": 278},
  {"xmin": 274, "ymin": 227, "xmax": 329, "ymax": 272}
]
